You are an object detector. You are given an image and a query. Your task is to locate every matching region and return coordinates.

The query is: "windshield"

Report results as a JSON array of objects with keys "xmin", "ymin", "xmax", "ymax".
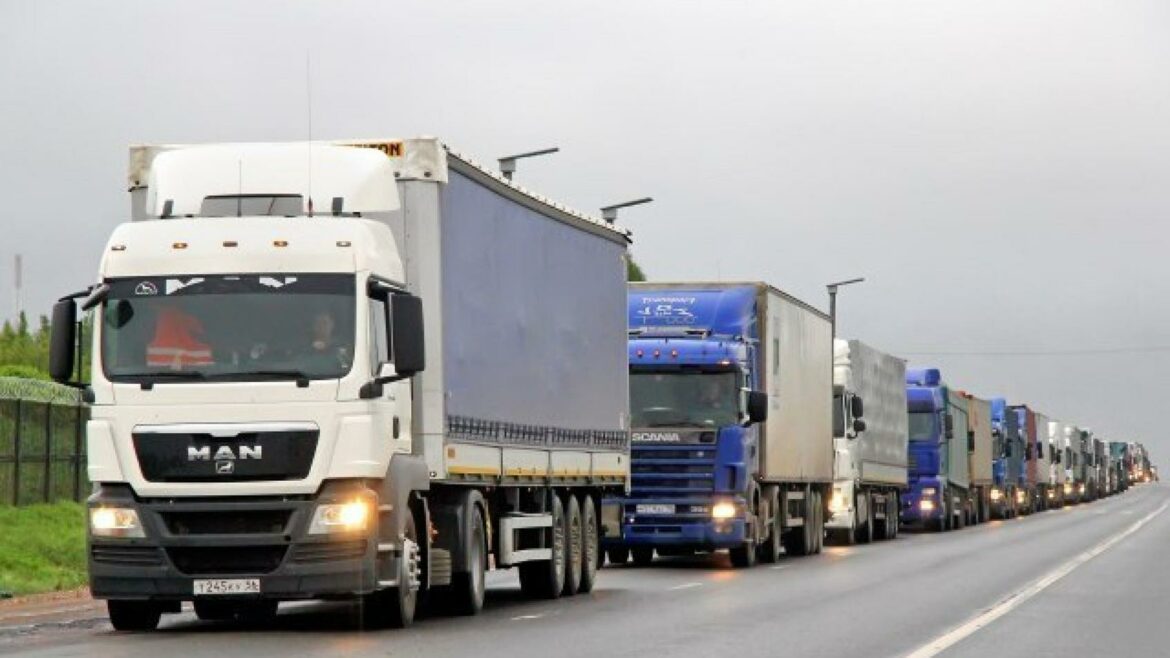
[
  {"xmin": 908, "ymin": 411, "xmax": 937, "ymax": 442},
  {"xmin": 101, "ymin": 274, "xmax": 355, "ymax": 382},
  {"xmin": 630, "ymin": 371, "xmax": 740, "ymax": 428}
]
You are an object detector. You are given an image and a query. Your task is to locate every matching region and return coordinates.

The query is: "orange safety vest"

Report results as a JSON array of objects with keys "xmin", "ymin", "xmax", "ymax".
[{"xmin": 147, "ymin": 307, "xmax": 214, "ymax": 368}]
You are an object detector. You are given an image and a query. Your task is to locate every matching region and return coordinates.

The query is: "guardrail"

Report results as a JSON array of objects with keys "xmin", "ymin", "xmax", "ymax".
[{"xmin": 0, "ymin": 378, "xmax": 89, "ymax": 506}]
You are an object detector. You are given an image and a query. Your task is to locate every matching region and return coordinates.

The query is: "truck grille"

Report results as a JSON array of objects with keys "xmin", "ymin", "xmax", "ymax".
[
  {"xmin": 167, "ymin": 546, "xmax": 288, "ymax": 575},
  {"xmin": 162, "ymin": 510, "xmax": 292, "ymax": 536},
  {"xmin": 133, "ymin": 429, "xmax": 318, "ymax": 482},
  {"xmin": 630, "ymin": 444, "xmax": 717, "ymax": 498},
  {"xmin": 92, "ymin": 545, "xmax": 164, "ymax": 566}
]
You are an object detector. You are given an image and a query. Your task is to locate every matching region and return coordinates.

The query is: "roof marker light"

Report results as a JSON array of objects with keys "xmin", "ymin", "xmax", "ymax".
[
  {"xmin": 222, "ymin": 240, "xmax": 238, "ymax": 248},
  {"xmin": 635, "ymin": 349, "xmax": 644, "ymax": 357},
  {"xmin": 172, "ymin": 242, "xmax": 188, "ymax": 250},
  {"xmin": 671, "ymin": 349, "xmax": 679, "ymax": 358},
  {"xmin": 337, "ymin": 240, "xmax": 352, "ymax": 248},
  {"xmin": 653, "ymin": 350, "xmax": 661, "ymax": 358},
  {"xmin": 110, "ymin": 245, "xmax": 126, "ymax": 252},
  {"xmin": 273, "ymin": 240, "xmax": 289, "ymax": 248}
]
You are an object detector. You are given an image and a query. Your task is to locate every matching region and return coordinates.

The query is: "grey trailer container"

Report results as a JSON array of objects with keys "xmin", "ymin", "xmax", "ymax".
[{"xmin": 964, "ymin": 393, "xmax": 993, "ymax": 523}]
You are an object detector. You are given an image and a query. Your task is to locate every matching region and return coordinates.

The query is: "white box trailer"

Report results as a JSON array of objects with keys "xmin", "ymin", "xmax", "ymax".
[
  {"xmin": 827, "ymin": 339, "xmax": 908, "ymax": 544},
  {"xmin": 53, "ymin": 139, "xmax": 631, "ymax": 631}
]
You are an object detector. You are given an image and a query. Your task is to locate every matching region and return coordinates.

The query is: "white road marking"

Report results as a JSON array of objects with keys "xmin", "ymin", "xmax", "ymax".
[
  {"xmin": 511, "ymin": 613, "xmax": 545, "ymax": 621},
  {"xmin": 904, "ymin": 502, "xmax": 1167, "ymax": 658},
  {"xmin": 668, "ymin": 582, "xmax": 703, "ymax": 591}
]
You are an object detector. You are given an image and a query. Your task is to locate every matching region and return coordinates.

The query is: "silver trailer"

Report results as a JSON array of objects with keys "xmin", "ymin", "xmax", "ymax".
[
  {"xmin": 827, "ymin": 339, "xmax": 908, "ymax": 544},
  {"xmin": 963, "ymin": 393, "xmax": 994, "ymax": 524}
]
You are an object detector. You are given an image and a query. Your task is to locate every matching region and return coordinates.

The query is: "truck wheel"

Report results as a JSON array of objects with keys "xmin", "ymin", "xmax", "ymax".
[
  {"xmin": 562, "ymin": 494, "xmax": 583, "ymax": 596},
  {"xmin": 364, "ymin": 510, "xmax": 421, "ymax": 628},
  {"xmin": 856, "ymin": 493, "xmax": 874, "ymax": 544},
  {"xmin": 631, "ymin": 547, "xmax": 655, "ymax": 566},
  {"xmin": 449, "ymin": 503, "xmax": 487, "ymax": 615},
  {"xmin": 519, "ymin": 494, "xmax": 565, "ymax": 599},
  {"xmin": 758, "ymin": 503, "xmax": 783, "ymax": 563},
  {"xmin": 107, "ymin": 600, "xmax": 162, "ymax": 632},
  {"xmin": 812, "ymin": 491, "xmax": 824, "ymax": 554},
  {"xmin": 606, "ymin": 547, "xmax": 629, "ymax": 566},
  {"xmin": 578, "ymin": 495, "xmax": 600, "ymax": 593}
]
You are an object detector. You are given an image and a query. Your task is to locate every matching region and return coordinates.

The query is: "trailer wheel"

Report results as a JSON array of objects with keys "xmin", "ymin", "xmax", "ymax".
[
  {"xmin": 758, "ymin": 499, "xmax": 783, "ymax": 563},
  {"xmin": 519, "ymin": 493, "xmax": 565, "ymax": 599},
  {"xmin": 107, "ymin": 600, "xmax": 162, "ymax": 632},
  {"xmin": 606, "ymin": 547, "xmax": 629, "ymax": 566},
  {"xmin": 855, "ymin": 493, "xmax": 874, "ymax": 544},
  {"xmin": 562, "ymin": 494, "xmax": 583, "ymax": 596},
  {"xmin": 578, "ymin": 495, "xmax": 600, "ymax": 593},
  {"xmin": 448, "ymin": 503, "xmax": 487, "ymax": 615}
]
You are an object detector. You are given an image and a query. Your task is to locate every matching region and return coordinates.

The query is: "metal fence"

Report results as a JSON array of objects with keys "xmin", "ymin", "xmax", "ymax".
[{"xmin": 0, "ymin": 378, "xmax": 89, "ymax": 506}]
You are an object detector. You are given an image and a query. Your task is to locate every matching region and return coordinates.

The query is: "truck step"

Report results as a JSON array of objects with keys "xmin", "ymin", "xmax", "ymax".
[{"xmin": 430, "ymin": 548, "xmax": 452, "ymax": 587}]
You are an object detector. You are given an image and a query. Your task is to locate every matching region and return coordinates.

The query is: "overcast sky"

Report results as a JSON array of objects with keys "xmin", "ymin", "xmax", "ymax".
[{"xmin": 1, "ymin": 1, "xmax": 1167, "ymax": 454}]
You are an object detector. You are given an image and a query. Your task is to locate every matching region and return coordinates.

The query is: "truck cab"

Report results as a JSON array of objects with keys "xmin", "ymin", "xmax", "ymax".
[
  {"xmin": 989, "ymin": 398, "xmax": 1025, "ymax": 518},
  {"xmin": 612, "ymin": 287, "xmax": 763, "ymax": 564}
]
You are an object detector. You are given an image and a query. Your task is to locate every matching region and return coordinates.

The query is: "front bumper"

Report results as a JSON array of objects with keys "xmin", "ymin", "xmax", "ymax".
[
  {"xmin": 87, "ymin": 484, "xmax": 390, "ymax": 602},
  {"xmin": 602, "ymin": 497, "xmax": 747, "ymax": 549}
]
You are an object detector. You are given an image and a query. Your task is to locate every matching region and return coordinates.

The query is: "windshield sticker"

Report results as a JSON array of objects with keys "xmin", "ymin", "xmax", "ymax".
[{"xmin": 166, "ymin": 277, "xmax": 205, "ymax": 295}]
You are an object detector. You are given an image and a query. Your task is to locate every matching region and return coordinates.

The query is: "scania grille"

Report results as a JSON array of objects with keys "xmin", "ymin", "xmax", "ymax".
[{"xmin": 630, "ymin": 443, "xmax": 717, "ymax": 498}]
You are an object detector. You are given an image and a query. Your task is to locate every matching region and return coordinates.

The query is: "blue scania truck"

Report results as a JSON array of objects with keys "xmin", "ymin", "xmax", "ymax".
[
  {"xmin": 604, "ymin": 282, "xmax": 834, "ymax": 568},
  {"xmin": 901, "ymin": 369, "xmax": 971, "ymax": 531}
]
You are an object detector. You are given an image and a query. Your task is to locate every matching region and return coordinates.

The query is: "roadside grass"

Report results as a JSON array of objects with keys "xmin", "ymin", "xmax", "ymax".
[{"xmin": 0, "ymin": 502, "xmax": 87, "ymax": 596}]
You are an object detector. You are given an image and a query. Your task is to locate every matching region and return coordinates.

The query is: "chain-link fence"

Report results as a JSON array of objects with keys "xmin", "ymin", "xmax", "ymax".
[{"xmin": 0, "ymin": 378, "xmax": 89, "ymax": 506}]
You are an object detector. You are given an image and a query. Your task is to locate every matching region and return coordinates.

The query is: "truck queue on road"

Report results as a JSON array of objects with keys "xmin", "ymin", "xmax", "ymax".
[{"xmin": 45, "ymin": 139, "xmax": 1156, "ymax": 631}]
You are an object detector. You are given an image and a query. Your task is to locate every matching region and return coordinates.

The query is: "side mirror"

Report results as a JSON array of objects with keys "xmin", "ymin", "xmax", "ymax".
[
  {"xmin": 850, "ymin": 396, "xmax": 864, "ymax": 419},
  {"xmin": 944, "ymin": 414, "xmax": 954, "ymax": 440},
  {"xmin": 49, "ymin": 299, "xmax": 77, "ymax": 383},
  {"xmin": 390, "ymin": 294, "xmax": 426, "ymax": 379},
  {"xmin": 852, "ymin": 418, "xmax": 866, "ymax": 434},
  {"xmin": 747, "ymin": 391, "xmax": 768, "ymax": 425}
]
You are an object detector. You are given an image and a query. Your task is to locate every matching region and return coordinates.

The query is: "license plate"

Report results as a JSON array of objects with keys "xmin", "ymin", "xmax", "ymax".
[
  {"xmin": 636, "ymin": 504, "xmax": 675, "ymax": 515},
  {"xmin": 193, "ymin": 579, "xmax": 261, "ymax": 596}
]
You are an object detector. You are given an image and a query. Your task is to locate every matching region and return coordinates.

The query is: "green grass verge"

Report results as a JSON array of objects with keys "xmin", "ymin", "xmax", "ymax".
[{"xmin": 0, "ymin": 502, "xmax": 87, "ymax": 596}]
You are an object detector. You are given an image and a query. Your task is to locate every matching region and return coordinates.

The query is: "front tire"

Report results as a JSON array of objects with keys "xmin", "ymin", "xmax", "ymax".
[
  {"xmin": 363, "ymin": 510, "xmax": 421, "ymax": 629},
  {"xmin": 107, "ymin": 600, "xmax": 162, "ymax": 632}
]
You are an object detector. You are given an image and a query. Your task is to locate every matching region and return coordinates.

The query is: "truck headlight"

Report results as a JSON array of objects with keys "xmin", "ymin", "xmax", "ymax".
[
  {"xmin": 90, "ymin": 507, "xmax": 145, "ymax": 538},
  {"xmin": 990, "ymin": 488, "xmax": 1002, "ymax": 502},
  {"xmin": 919, "ymin": 499, "xmax": 935, "ymax": 511},
  {"xmin": 309, "ymin": 499, "xmax": 373, "ymax": 535},
  {"xmin": 1047, "ymin": 490, "xmax": 1055, "ymax": 499},
  {"xmin": 1063, "ymin": 483, "xmax": 1073, "ymax": 495},
  {"xmin": 829, "ymin": 491, "xmax": 848, "ymax": 514},
  {"xmin": 1016, "ymin": 490, "xmax": 1026, "ymax": 504},
  {"xmin": 711, "ymin": 501, "xmax": 737, "ymax": 520}
]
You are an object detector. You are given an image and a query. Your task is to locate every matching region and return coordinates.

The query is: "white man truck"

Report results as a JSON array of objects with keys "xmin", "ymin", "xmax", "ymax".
[
  {"xmin": 826, "ymin": 339, "xmax": 908, "ymax": 544},
  {"xmin": 49, "ymin": 139, "xmax": 631, "ymax": 630}
]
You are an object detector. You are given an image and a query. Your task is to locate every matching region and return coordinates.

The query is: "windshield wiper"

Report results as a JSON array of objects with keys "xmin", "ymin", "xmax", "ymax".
[
  {"xmin": 206, "ymin": 370, "xmax": 312, "ymax": 387},
  {"xmin": 111, "ymin": 371, "xmax": 207, "ymax": 390}
]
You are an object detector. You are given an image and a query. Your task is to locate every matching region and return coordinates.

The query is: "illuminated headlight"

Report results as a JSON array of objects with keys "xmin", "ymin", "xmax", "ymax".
[
  {"xmin": 1016, "ymin": 490, "xmax": 1027, "ymax": 504},
  {"xmin": 90, "ymin": 507, "xmax": 145, "ymax": 538},
  {"xmin": 990, "ymin": 488, "xmax": 1003, "ymax": 502},
  {"xmin": 829, "ymin": 491, "xmax": 848, "ymax": 514},
  {"xmin": 919, "ymin": 499, "xmax": 935, "ymax": 511},
  {"xmin": 1063, "ymin": 484, "xmax": 1073, "ymax": 495},
  {"xmin": 1046, "ymin": 490, "xmax": 1055, "ymax": 499},
  {"xmin": 920, "ymin": 487, "xmax": 937, "ymax": 497},
  {"xmin": 309, "ymin": 499, "xmax": 373, "ymax": 535},
  {"xmin": 1078, "ymin": 484, "xmax": 1086, "ymax": 494},
  {"xmin": 711, "ymin": 501, "xmax": 737, "ymax": 520}
]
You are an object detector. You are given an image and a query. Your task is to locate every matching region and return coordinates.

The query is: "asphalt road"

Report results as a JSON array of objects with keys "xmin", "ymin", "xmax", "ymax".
[{"xmin": 2, "ymin": 484, "xmax": 1165, "ymax": 658}]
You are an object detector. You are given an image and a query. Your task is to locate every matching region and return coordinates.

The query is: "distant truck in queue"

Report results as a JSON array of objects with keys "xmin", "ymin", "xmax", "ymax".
[
  {"xmin": 902, "ymin": 369, "xmax": 971, "ymax": 531},
  {"xmin": 826, "ymin": 339, "xmax": 908, "ymax": 544},
  {"xmin": 49, "ymin": 139, "xmax": 632, "ymax": 630},
  {"xmin": 607, "ymin": 282, "xmax": 834, "ymax": 568},
  {"xmin": 989, "ymin": 398, "xmax": 1026, "ymax": 519}
]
